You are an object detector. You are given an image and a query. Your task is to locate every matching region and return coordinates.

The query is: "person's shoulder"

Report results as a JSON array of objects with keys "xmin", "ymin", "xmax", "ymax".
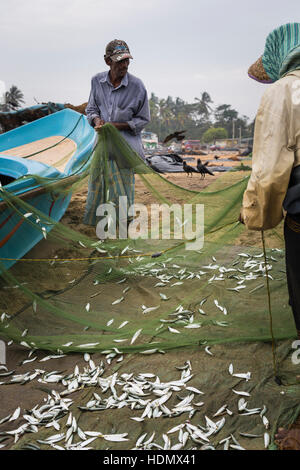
[
  {"xmin": 256, "ymin": 73, "xmax": 300, "ymax": 119},
  {"xmin": 260, "ymin": 74, "xmax": 298, "ymax": 106},
  {"xmin": 127, "ymin": 73, "xmax": 147, "ymax": 90},
  {"xmin": 91, "ymin": 71, "xmax": 107, "ymax": 83},
  {"xmin": 264, "ymin": 72, "xmax": 299, "ymax": 95}
]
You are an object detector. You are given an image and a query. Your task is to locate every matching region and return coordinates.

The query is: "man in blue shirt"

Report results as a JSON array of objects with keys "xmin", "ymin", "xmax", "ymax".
[{"xmin": 83, "ymin": 39, "xmax": 150, "ymax": 227}]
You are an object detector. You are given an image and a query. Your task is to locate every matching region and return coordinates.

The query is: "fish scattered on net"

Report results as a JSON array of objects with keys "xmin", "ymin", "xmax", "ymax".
[{"xmin": 0, "ymin": 124, "xmax": 299, "ymax": 450}]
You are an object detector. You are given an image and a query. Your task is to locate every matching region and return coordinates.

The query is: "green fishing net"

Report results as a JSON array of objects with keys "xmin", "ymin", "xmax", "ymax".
[{"xmin": 0, "ymin": 123, "xmax": 299, "ymax": 450}]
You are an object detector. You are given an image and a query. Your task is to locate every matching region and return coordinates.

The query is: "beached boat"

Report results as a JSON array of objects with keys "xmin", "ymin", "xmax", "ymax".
[
  {"xmin": 0, "ymin": 108, "xmax": 96, "ymax": 270},
  {"xmin": 0, "ymin": 102, "xmax": 66, "ymax": 133}
]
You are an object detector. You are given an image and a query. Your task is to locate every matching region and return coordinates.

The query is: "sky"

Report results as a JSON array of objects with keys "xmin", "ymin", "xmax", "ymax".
[{"xmin": 1, "ymin": 0, "xmax": 300, "ymax": 121}]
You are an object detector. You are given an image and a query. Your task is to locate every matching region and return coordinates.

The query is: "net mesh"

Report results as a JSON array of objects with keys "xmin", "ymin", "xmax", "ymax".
[{"xmin": 0, "ymin": 123, "xmax": 299, "ymax": 450}]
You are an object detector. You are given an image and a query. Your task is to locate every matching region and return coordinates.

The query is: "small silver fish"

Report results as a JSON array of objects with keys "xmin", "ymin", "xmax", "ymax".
[
  {"xmin": 112, "ymin": 297, "xmax": 124, "ymax": 305},
  {"xmin": 232, "ymin": 389, "xmax": 251, "ymax": 397},
  {"xmin": 264, "ymin": 432, "xmax": 270, "ymax": 448},
  {"xmin": 205, "ymin": 346, "xmax": 213, "ymax": 356},
  {"xmin": 131, "ymin": 329, "xmax": 142, "ymax": 345}
]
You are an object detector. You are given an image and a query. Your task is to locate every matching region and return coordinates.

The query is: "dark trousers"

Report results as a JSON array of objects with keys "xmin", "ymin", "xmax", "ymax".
[{"xmin": 284, "ymin": 215, "xmax": 300, "ymax": 331}]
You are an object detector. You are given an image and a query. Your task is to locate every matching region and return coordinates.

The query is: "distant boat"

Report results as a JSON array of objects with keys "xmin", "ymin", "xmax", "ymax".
[{"xmin": 0, "ymin": 108, "xmax": 96, "ymax": 270}]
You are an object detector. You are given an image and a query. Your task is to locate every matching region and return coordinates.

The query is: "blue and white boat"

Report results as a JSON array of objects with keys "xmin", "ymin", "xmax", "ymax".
[{"xmin": 0, "ymin": 108, "xmax": 96, "ymax": 270}]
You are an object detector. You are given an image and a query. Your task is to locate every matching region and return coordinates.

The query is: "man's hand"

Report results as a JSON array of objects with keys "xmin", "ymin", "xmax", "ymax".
[{"xmin": 94, "ymin": 117, "xmax": 105, "ymax": 130}]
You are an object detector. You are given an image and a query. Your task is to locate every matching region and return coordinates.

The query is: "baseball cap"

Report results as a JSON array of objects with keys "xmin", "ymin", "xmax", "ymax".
[{"xmin": 105, "ymin": 40, "xmax": 133, "ymax": 62}]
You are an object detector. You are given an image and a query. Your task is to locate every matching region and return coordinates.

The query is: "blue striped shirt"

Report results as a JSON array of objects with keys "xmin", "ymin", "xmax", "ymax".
[{"xmin": 86, "ymin": 71, "xmax": 150, "ymax": 158}]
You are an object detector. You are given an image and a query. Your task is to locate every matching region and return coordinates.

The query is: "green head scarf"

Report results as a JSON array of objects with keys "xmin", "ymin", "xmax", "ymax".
[{"xmin": 262, "ymin": 22, "xmax": 300, "ymax": 82}]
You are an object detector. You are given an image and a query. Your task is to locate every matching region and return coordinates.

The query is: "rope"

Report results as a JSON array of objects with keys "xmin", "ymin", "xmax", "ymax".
[
  {"xmin": 0, "ymin": 245, "xmax": 174, "ymax": 262},
  {"xmin": 21, "ymin": 114, "xmax": 84, "ymax": 159},
  {"xmin": 261, "ymin": 229, "xmax": 278, "ymax": 378},
  {"xmin": 0, "ymin": 253, "xmax": 158, "ymax": 262},
  {"xmin": 0, "ymin": 219, "xmax": 239, "ymax": 263}
]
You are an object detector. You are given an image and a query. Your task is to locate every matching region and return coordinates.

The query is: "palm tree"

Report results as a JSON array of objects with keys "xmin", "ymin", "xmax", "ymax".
[
  {"xmin": 158, "ymin": 98, "xmax": 174, "ymax": 125},
  {"xmin": 0, "ymin": 85, "xmax": 25, "ymax": 111},
  {"xmin": 194, "ymin": 92, "xmax": 213, "ymax": 118}
]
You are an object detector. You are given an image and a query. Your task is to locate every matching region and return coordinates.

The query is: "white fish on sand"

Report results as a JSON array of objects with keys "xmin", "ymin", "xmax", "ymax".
[
  {"xmin": 131, "ymin": 329, "xmax": 142, "ymax": 345},
  {"xmin": 232, "ymin": 389, "xmax": 251, "ymax": 397},
  {"xmin": 112, "ymin": 297, "xmax": 124, "ymax": 305}
]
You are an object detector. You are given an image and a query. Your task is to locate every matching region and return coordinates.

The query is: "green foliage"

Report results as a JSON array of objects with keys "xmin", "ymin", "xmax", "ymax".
[
  {"xmin": 146, "ymin": 93, "xmax": 253, "ymax": 143},
  {"xmin": 202, "ymin": 127, "xmax": 228, "ymax": 143},
  {"xmin": 214, "ymin": 104, "xmax": 254, "ymax": 140},
  {"xmin": 0, "ymin": 85, "xmax": 25, "ymax": 112},
  {"xmin": 145, "ymin": 93, "xmax": 210, "ymax": 141}
]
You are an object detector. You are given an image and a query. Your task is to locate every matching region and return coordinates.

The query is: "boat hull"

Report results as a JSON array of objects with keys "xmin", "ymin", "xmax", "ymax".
[
  {"xmin": 0, "ymin": 109, "xmax": 96, "ymax": 270},
  {"xmin": 0, "ymin": 191, "xmax": 71, "ymax": 271}
]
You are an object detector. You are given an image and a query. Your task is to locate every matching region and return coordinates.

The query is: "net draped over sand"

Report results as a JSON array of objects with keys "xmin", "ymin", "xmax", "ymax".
[{"xmin": 0, "ymin": 124, "xmax": 299, "ymax": 450}]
